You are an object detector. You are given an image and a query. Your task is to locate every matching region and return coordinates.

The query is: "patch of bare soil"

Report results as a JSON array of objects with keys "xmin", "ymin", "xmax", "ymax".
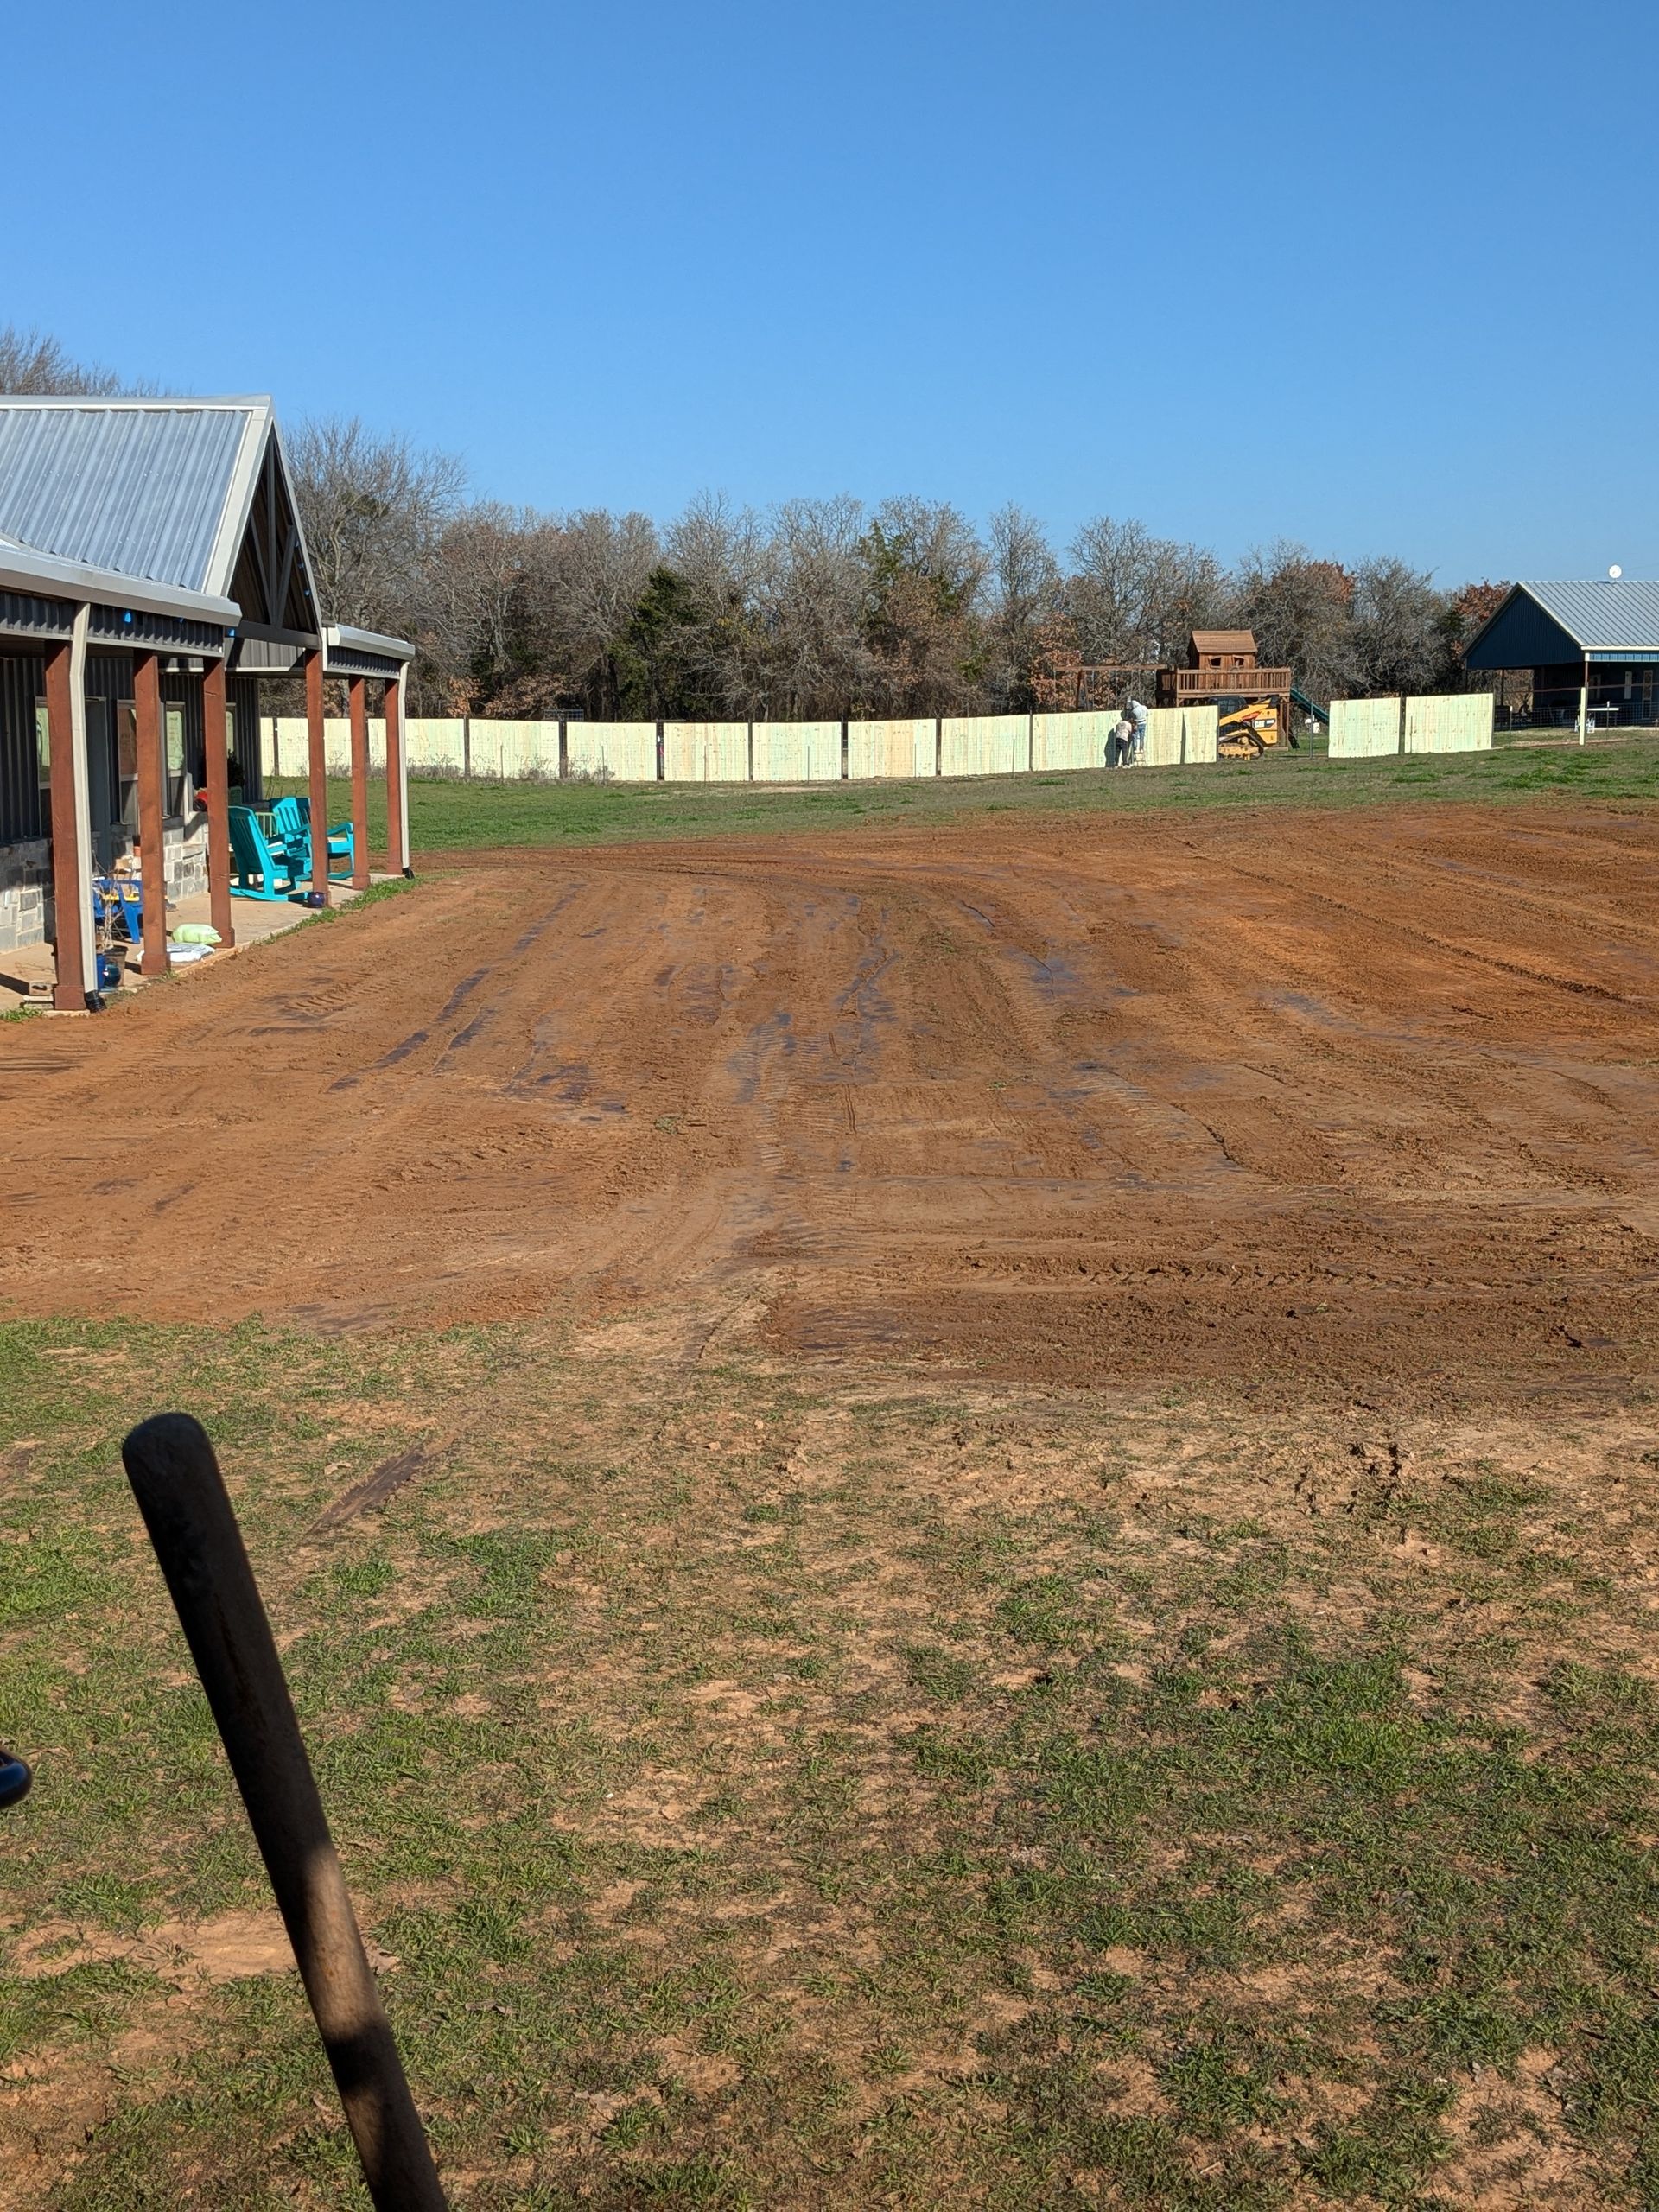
[{"xmin": 1, "ymin": 803, "xmax": 1656, "ymax": 1410}]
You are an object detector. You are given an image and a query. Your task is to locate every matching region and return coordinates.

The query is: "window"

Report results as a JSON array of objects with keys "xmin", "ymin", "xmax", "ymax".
[{"xmin": 35, "ymin": 700, "xmax": 48, "ymax": 785}]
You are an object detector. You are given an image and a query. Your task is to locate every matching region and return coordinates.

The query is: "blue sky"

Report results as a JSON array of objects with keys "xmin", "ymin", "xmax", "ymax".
[{"xmin": 5, "ymin": 0, "xmax": 1655, "ymax": 581}]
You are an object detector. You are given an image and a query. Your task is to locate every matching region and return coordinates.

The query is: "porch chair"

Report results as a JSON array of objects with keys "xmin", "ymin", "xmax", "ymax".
[
  {"xmin": 227, "ymin": 805, "xmax": 298, "ymax": 901},
  {"xmin": 271, "ymin": 795, "xmax": 355, "ymax": 883}
]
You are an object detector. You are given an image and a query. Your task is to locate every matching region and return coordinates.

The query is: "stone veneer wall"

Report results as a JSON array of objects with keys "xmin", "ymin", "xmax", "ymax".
[
  {"xmin": 0, "ymin": 838, "xmax": 49, "ymax": 956},
  {"xmin": 0, "ymin": 814, "xmax": 209, "ymax": 956}
]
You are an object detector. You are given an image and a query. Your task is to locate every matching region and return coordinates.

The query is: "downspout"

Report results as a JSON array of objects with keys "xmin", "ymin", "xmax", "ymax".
[{"xmin": 68, "ymin": 602, "xmax": 99, "ymax": 1001}]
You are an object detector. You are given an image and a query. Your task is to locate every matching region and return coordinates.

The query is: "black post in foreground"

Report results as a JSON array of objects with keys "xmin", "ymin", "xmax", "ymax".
[{"xmin": 122, "ymin": 1414, "xmax": 448, "ymax": 2212}]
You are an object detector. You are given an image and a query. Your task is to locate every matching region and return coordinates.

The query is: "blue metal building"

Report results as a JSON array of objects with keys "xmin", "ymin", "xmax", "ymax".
[{"xmin": 1464, "ymin": 579, "xmax": 1659, "ymax": 730}]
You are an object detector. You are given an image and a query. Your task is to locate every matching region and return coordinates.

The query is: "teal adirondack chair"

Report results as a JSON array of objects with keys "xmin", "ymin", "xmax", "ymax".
[
  {"xmin": 227, "ymin": 806, "xmax": 298, "ymax": 901},
  {"xmin": 272, "ymin": 795, "xmax": 355, "ymax": 883}
]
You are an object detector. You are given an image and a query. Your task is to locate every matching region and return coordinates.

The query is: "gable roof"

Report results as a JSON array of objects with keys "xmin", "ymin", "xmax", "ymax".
[
  {"xmin": 1190, "ymin": 629, "xmax": 1256, "ymax": 654},
  {"xmin": 1465, "ymin": 578, "xmax": 1659, "ymax": 666},
  {"xmin": 0, "ymin": 397, "xmax": 321, "ymax": 642}
]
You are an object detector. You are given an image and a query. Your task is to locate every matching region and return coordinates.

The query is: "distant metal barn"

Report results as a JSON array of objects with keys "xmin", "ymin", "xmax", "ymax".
[
  {"xmin": 0, "ymin": 397, "xmax": 412, "ymax": 1006},
  {"xmin": 1464, "ymin": 579, "xmax": 1659, "ymax": 731}
]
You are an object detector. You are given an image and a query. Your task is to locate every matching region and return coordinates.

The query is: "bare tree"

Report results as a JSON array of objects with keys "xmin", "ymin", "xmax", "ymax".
[
  {"xmin": 1068, "ymin": 516, "xmax": 1227, "ymax": 671},
  {"xmin": 1229, "ymin": 543, "xmax": 1359, "ymax": 702},
  {"xmin": 986, "ymin": 505, "xmax": 1061, "ymax": 709},
  {"xmin": 288, "ymin": 416, "xmax": 467, "ymax": 640},
  {"xmin": 0, "ymin": 324, "xmax": 126, "ymax": 396},
  {"xmin": 758, "ymin": 496, "xmax": 872, "ymax": 718},
  {"xmin": 1349, "ymin": 556, "xmax": 1452, "ymax": 698}
]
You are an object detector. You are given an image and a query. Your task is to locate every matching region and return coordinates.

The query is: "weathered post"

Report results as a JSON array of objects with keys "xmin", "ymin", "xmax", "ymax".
[{"xmin": 122, "ymin": 1414, "xmax": 448, "ymax": 2211}]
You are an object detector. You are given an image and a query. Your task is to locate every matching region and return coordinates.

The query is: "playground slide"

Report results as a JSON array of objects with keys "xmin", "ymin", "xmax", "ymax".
[{"xmin": 1292, "ymin": 686, "xmax": 1330, "ymax": 727}]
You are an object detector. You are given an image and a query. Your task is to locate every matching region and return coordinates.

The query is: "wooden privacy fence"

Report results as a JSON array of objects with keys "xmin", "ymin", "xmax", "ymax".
[
  {"xmin": 1328, "ymin": 694, "xmax": 1494, "ymax": 759},
  {"xmin": 260, "ymin": 696, "xmax": 1484, "ymax": 786}
]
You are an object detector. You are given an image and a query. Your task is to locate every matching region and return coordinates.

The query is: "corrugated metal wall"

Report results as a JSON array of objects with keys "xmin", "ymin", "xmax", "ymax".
[
  {"xmin": 229, "ymin": 677, "xmax": 262, "ymax": 800},
  {"xmin": 752, "ymin": 721, "xmax": 842, "ymax": 782},
  {"xmin": 1329, "ymin": 698, "xmax": 1402, "ymax": 758},
  {"xmin": 940, "ymin": 714, "xmax": 1028, "ymax": 778},
  {"xmin": 0, "ymin": 654, "xmax": 46, "ymax": 844},
  {"xmin": 663, "ymin": 721, "xmax": 749, "ymax": 782}
]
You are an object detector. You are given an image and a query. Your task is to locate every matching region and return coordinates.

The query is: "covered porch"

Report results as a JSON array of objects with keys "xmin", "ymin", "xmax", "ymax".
[{"xmin": 0, "ymin": 397, "xmax": 413, "ymax": 1012}]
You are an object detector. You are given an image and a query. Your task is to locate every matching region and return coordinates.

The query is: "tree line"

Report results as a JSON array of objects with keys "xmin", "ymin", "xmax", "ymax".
[{"xmin": 3, "ymin": 325, "xmax": 1505, "ymax": 718}]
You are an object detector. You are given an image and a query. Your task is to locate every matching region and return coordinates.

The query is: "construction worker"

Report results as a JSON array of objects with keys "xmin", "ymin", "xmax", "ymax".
[
  {"xmin": 1128, "ymin": 697, "xmax": 1149, "ymax": 766},
  {"xmin": 1108, "ymin": 712, "xmax": 1135, "ymax": 768}
]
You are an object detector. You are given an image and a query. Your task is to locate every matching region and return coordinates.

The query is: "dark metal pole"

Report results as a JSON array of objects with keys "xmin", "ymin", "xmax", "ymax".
[{"xmin": 122, "ymin": 1414, "xmax": 448, "ymax": 2211}]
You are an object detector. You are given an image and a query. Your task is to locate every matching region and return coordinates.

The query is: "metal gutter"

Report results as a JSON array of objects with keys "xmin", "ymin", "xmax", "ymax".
[{"xmin": 0, "ymin": 543, "xmax": 238, "ymax": 625}]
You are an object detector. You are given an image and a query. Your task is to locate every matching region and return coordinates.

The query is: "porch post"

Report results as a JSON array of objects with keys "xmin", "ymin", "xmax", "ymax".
[
  {"xmin": 304, "ymin": 645, "xmax": 327, "ymax": 898},
  {"xmin": 44, "ymin": 633, "xmax": 91, "ymax": 1012},
  {"xmin": 132, "ymin": 649, "xmax": 168, "ymax": 976},
  {"xmin": 202, "ymin": 652, "xmax": 235, "ymax": 946},
  {"xmin": 348, "ymin": 672, "xmax": 370, "ymax": 891},
  {"xmin": 384, "ymin": 666, "xmax": 409, "ymax": 875}
]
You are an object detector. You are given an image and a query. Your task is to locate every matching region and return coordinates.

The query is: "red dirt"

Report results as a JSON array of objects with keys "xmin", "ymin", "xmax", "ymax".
[{"xmin": 5, "ymin": 801, "xmax": 1659, "ymax": 1404}]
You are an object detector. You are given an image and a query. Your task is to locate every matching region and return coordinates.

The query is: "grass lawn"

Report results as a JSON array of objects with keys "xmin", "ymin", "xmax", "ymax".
[
  {"xmin": 3, "ymin": 1322, "xmax": 1657, "ymax": 2207},
  {"xmin": 271, "ymin": 728, "xmax": 1659, "ymax": 859}
]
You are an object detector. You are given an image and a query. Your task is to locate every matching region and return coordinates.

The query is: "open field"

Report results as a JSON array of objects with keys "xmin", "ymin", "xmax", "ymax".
[
  {"xmin": 3, "ymin": 794, "xmax": 1659, "ymax": 2207},
  {"xmin": 274, "ymin": 725, "xmax": 1659, "ymax": 857}
]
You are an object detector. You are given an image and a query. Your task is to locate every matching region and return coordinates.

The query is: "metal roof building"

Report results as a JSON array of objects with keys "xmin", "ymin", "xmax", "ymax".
[
  {"xmin": 1464, "ymin": 579, "xmax": 1659, "ymax": 733},
  {"xmin": 0, "ymin": 397, "xmax": 413, "ymax": 1008}
]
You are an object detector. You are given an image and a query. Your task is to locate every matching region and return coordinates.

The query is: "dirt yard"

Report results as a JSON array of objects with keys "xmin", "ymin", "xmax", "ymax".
[
  {"xmin": 4, "ymin": 800, "xmax": 1659, "ymax": 2209},
  {"xmin": 4, "ymin": 802, "xmax": 1659, "ymax": 1402}
]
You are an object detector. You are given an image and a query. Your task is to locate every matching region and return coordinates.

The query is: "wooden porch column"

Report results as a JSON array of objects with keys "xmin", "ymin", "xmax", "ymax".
[
  {"xmin": 44, "ymin": 639, "xmax": 90, "ymax": 1012},
  {"xmin": 384, "ymin": 668, "xmax": 407, "ymax": 875},
  {"xmin": 304, "ymin": 646, "xmax": 327, "ymax": 899},
  {"xmin": 202, "ymin": 653, "xmax": 235, "ymax": 946},
  {"xmin": 132, "ymin": 651, "xmax": 168, "ymax": 976},
  {"xmin": 348, "ymin": 673, "xmax": 370, "ymax": 891}
]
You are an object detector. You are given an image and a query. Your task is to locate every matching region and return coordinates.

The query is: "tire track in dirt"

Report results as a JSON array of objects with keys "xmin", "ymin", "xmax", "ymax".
[{"xmin": 4, "ymin": 801, "xmax": 1659, "ymax": 1402}]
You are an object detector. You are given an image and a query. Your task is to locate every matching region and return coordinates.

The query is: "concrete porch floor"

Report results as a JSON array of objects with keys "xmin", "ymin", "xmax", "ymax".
[{"xmin": 0, "ymin": 877, "xmax": 386, "ymax": 1014}]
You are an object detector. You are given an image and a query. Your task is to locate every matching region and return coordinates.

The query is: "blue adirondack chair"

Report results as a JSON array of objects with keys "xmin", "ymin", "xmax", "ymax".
[
  {"xmin": 227, "ymin": 805, "xmax": 299, "ymax": 900},
  {"xmin": 272, "ymin": 795, "xmax": 354, "ymax": 883}
]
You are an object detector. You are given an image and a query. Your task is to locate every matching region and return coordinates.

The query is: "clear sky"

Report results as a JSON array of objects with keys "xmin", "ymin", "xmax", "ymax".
[{"xmin": 5, "ymin": 0, "xmax": 1655, "ymax": 582}]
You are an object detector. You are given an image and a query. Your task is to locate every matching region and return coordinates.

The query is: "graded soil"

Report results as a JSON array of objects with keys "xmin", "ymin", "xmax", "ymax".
[{"xmin": 4, "ymin": 800, "xmax": 1659, "ymax": 1407}]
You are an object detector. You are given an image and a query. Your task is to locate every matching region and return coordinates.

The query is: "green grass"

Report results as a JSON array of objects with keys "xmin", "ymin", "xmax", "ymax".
[
  {"xmin": 274, "ymin": 729, "xmax": 1659, "ymax": 858},
  {"xmin": 3, "ymin": 1320, "xmax": 1656, "ymax": 2206}
]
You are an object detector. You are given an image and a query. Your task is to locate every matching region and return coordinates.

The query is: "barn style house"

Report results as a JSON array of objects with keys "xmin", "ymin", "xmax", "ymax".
[
  {"xmin": 0, "ymin": 397, "xmax": 411, "ymax": 1008},
  {"xmin": 1464, "ymin": 578, "xmax": 1659, "ymax": 731}
]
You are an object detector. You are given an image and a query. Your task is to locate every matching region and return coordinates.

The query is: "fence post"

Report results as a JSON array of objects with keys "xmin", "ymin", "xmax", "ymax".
[
  {"xmin": 934, "ymin": 717, "xmax": 943, "ymax": 777},
  {"xmin": 557, "ymin": 719, "xmax": 568, "ymax": 780},
  {"xmin": 462, "ymin": 716, "xmax": 472, "ymax": 779},
  {"xmin": 655, "ymin": 721, "xmax": 664, "ymax": 781},
  {"xmin": 840, "ymin": 717, "xmax": 849, "ymax": 780}
]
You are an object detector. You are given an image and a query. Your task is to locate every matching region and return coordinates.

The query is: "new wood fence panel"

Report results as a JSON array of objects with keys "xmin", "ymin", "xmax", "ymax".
[
  {"xmin": 1328, "ymin": 698, "xmax": 1402, "ymax": 758},
  {"xmin": 1404, "ymin": 694, "xmax": 1494, "ymax": 753},
  {"xmin": 847, "ymin": 718, "xmax": 936, "ymax": 779},
  {"xmin": 565, "ymin": 722, "xmax": 659, "ymax": 782},
  {"xmin": 1031, "ymin": 711, "xmax": 1112, "ymax": 772},
  {"xmin": 1142, "ymin": 707, "xmax": 1184, "ymax": 766},
  {"xmin": 940, "ymin": 714, "xmax": 1028, "ymax": 778},
  {"xmin": 663, "ymin": 721, "xmax": 750, "ymax": 782},
  {"xmin": 1182, "ymin": 705, "xmax": 1219, "ymax": 764},
  {"xmin": 472, "ymin": 721, "xmax": 557, "ymax": 779},
  {"xmin": 752, "ymin": 721, "xmax": 842, "ymax": 782}
]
